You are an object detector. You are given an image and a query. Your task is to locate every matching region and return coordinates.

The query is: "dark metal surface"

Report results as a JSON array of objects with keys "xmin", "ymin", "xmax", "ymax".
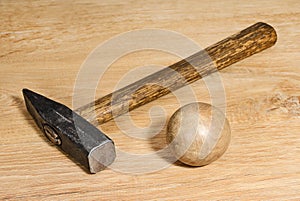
[{"xmin": 22, "ymin": 89, "xmax": 116, "ymax": 173}]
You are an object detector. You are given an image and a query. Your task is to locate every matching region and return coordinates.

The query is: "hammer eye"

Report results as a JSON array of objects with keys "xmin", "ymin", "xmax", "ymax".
[{"xmin": 43, "ymin": 124, "xmax": 62, "ymax": 146}]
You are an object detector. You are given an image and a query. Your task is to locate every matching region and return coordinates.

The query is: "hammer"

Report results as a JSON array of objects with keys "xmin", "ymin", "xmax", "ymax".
[{"xmin": 23, "ymin": 22, "xmax": 277, "ymax": 173}]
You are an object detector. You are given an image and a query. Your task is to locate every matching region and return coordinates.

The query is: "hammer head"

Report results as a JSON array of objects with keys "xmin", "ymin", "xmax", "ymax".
[{"xmin": 22, "ymin": 89, "xmax": 116, "ymax": 173}]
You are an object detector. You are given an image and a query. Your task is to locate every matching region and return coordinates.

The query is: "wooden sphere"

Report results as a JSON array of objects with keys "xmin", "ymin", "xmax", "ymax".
[{"xmin": 166, "ymin": 102, "xmax": 231, "ymax": 166}]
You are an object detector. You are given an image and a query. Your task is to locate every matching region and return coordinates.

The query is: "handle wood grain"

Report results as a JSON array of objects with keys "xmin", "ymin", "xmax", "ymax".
[{"xmin": 76, "ymin": 22, "xmax": 277, "ymax": 124}]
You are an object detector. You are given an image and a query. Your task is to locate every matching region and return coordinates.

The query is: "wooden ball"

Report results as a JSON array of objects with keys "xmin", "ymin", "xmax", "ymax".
[{"xmin": 166, "ymin": 102, "xmax": 231, "ymax": 166}]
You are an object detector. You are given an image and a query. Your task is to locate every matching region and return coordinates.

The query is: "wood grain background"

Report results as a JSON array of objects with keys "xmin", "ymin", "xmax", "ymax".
[{"xmin": 0, "ymin": 0, "xmax": 299, "ymax": 200}]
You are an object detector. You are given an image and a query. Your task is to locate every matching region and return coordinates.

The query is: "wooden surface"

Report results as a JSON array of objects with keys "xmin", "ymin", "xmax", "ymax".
[{"xmin": 0, "ymin": 0, "xmax": 299, "ymax": 200}]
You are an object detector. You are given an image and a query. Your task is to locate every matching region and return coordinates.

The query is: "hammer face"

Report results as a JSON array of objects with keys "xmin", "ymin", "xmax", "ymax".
[{"xmin": 22, "ymin": 89, "xmax": 116, "ymax": 173}]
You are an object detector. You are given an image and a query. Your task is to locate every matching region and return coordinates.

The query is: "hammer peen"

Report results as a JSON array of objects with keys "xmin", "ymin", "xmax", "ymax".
[{"xmin": 23, "ymin": 22, "xmax": 277, "ymax": 173}]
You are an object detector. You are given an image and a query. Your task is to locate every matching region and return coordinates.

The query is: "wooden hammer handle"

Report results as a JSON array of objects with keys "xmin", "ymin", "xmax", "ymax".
[{"xmin": 76, "ymin": 22, "xmax": 277, "ymax": 124}]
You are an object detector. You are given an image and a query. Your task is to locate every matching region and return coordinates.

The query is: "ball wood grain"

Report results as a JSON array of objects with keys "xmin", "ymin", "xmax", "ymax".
[{"xmin": 167, "ymin": 102, "xmax": 231, "ymax": 166}]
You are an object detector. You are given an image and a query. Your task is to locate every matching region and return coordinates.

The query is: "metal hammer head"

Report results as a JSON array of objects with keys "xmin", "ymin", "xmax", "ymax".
[{"xmin": 22, "ymin": 89, "xmax": 116, "ymax": 173}]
